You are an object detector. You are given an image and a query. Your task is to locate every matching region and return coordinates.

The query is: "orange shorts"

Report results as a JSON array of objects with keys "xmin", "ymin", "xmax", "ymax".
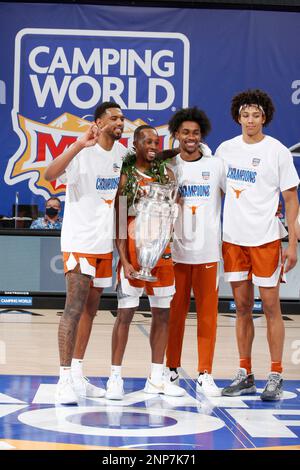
[
  {"xmin": 117, "ymin": 262, "xmax": 175, "ymax": 292},
  {"xmin": 117, "ymin": 264, "xmax": 175, "ymax": 309},
  {"xmin": 63, "ymin": 252, "xmax": 112, "ymax": 288},
  {"xmin": 222, "ymin": 240, "xmax": 285, "ymax": 287},
  {"xmin": 116, "ymin": 215, "xmax": 175, "ymax": 307}
]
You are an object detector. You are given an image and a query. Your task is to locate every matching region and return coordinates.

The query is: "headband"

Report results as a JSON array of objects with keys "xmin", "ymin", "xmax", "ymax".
[{"xmin": 238, "ymin": 104, "xmax": 265, "ymax": 115}]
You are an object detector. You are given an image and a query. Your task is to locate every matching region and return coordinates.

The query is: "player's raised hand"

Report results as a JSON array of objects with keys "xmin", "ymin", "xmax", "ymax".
[{"xmin": 78, "ymin": 123, "xmax": 99, "ymax": 148}]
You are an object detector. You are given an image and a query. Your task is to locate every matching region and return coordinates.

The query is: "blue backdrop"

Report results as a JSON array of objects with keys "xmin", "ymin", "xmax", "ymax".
[{"xmin": 0, "ymin": 2, "xmax": 300, "ymax": 215}]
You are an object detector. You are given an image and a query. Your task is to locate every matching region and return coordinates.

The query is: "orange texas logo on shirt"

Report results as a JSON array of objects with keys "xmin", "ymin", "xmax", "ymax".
[
  {"xmin": 101, "ymin": 198, "xmax": 115, "ymax": 208},
  {"xmin": 187, "ymin": 205, "xmax": 200, "ymax": 215},
  {"xmin": 231, "ymin": 187, "xmax": 246, "ymax": 199}
]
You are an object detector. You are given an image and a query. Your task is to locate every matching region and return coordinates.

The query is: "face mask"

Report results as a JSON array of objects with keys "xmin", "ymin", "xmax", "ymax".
[{"xmin": 46, "ymin": 207, "xmax": 59, "ymax": 217}]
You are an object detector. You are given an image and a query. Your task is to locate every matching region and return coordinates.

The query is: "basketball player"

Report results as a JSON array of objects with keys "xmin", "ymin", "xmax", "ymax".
[
  {"xmin": 165, "ymin": 107, "xmax": 226, "ymax": 397},
  {"xmin": 45, "ymin": 102, "xmax": 127, "ymax": 405},
  {"xmin": 105, "ymin": 125, "xmax": 185, "ymax": 400},
  {"xmin": 216, "ymin": 89, "xmax": 299, "ymax": 401}
]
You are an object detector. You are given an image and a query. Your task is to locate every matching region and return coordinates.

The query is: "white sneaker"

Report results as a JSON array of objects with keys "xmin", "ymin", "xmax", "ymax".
[
  {"xmin": 144, "ymin": 377, "xmax": 185, "ymax": 397},
  {"xmin": 72, "ymin": 375, "xmax": 106, "ymax": 398},
  {"xmin": 165, "ymin": 368, "xmax": 179, "ymax": 386},
  {"xmin": 55, "ymin": 379, "xmax": 78, "ymax": 405},
  {"xmin": 197, "ymin": 372, "xmax": 221, "ymax": 397},
  {"xmin": 106, "ymin": 376, "xmax": 124, "ymax": 400}
]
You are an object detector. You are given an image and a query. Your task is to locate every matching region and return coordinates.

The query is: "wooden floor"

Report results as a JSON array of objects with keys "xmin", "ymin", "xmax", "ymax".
[
  {"xmin": 1, "ymin": 308, "xmax": 300, "ymax": 451},
  {"xmin": 1, "ymin": 309, "xmax": 299, "ymax": 380}
]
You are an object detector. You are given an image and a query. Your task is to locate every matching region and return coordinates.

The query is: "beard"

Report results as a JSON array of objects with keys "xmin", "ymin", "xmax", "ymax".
[{"xmin": 110, "ymin": 128, "xmax": 123, "ymax": 141}]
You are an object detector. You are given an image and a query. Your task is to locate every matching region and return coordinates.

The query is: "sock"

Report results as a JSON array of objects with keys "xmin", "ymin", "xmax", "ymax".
[
  {"xmin": 198, "ymin": 370, "xmax": 210, "ymax": 376},
  {"xmin": 170, "ymin": 367, "xmax": 178, "ymax": 373},
  {"xmin": 271, "ymin": 361, "xmax": 282, "ymax": 374},
  {"xmin": 240, "ymin": 357, "xmax": 252, "ymax": 375},
  {"xmin": 59, "ymin": 366, "xmax": 71, "ymax": 381},
  {"xmin": 111, "ymin": 365, "xmax": 122, "ymax": 378},
  {"xmin": 71, "ymin": 358, "xmax": 83, "ymax": 378},
  {"xmin": 150, "ymin": 363, "xmax": 164, "ymax": 383}
]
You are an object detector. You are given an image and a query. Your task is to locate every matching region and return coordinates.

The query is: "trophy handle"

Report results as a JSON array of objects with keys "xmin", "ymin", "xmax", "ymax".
[{"xmin": 169, "ymin": 182, "xmax": 178, "ymax": 203}]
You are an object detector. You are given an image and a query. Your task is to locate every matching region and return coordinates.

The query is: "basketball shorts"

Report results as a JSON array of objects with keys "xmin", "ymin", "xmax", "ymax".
[
  {"xmin": 117, "ymin": 265, "xmax": 175, "ymax": 309},
  {"xmin": 63, "ymin": 252, "xmax": 112, "ymax": 288},
  {"xmin": 222, "ymin": 239, "xmax": 285, "ymax": 287}
]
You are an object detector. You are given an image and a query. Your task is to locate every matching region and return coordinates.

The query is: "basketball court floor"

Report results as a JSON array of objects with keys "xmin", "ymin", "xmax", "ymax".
[{"xmin": 0, "ymin": 309, "xmax": 300, "ymax": 450}]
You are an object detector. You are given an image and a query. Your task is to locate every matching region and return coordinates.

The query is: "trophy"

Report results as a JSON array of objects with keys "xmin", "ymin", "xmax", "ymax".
[{"xmin": 132, "ymin": 182, "xmax": 178, "ymax": 282}]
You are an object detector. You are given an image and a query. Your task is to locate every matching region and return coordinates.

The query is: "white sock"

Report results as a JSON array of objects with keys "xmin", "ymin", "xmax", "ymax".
[
  {"xmin": 59, "ymin": 366, "xmax": 71, "ymax": 381},
  {"xmin": 111, "ymin": 365, "xmax": 122, "ymax": 378},
  {"xmin": 150, "ymin": 363, "xmax": 164, "ymax": 383},
  {"xmin": 71, "ymin": 358, "xmax": 83, "ymax": 378}
]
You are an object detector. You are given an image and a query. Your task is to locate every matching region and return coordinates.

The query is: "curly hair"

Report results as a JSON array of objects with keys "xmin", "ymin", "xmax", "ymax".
[
  {"xmin": 231, "ymin": 89, "xmax": 275, "ymax": 126},
  {"xmin": 168, "ymin": 107, "xmax": 211, "ymax": 138}
]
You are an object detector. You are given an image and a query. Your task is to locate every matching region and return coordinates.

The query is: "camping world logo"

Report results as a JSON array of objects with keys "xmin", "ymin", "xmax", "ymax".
[{"xmin": 5, "ymin": 28, "xmax": 190, "ymax": 199}]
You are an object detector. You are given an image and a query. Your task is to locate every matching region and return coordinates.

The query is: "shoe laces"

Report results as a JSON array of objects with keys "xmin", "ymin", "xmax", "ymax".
[
  {"xmin": 109, "ymin": 375, "xmax": 122, "ymax": 386},
  {"xmin": 201, "ymin": 373, "xmax": 216, "ymax": 387},
  {"xmin": 231, "ymin": 369, "xmax": 246, "ymax": 386},
  {"xmin": 265, "ymin": 373, "xmax": 281, "ymax": 392},
  {"xmin": 59, "ymin": 377, "xmax": 73, "ymax": 386},
  {"xmin": 164, "ymin": 368, "xmax": 177, "ymax": 378}
]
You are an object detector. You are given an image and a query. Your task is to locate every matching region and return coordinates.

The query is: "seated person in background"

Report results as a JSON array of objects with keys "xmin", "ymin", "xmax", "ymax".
[{"xmin": 30, "ymin": 197, "xmax": 62, "ymax": 229}]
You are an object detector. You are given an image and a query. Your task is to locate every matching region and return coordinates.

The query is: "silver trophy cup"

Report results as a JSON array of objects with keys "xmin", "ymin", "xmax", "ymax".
[{"xmin": 132, "ymin": 182, "xmax": 178, "ymax": 282}]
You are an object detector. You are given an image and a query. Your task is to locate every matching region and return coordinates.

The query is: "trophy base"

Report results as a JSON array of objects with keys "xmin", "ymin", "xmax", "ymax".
[{"xmin": 132, "ymin": 269, "xmax": 157, "ymax": 282}]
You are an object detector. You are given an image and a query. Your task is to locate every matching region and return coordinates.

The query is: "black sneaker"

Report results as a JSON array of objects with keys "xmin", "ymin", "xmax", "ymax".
[
  {"xmin": 260, "ymin": 372, "xmax": 283, "ymax": 401},
  {"xmin": 222, "ymin": 368, "xmax": 257, "ymax": 397}
]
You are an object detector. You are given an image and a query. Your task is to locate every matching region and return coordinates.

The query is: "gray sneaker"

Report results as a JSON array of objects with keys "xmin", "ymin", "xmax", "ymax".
[
  {"xmin": 222, "ymin": 368, "xmax": 257, "ymax": 397},
  {"xmin": 260, "ymin": 372, "xmax": 283, "ymax": 401}
]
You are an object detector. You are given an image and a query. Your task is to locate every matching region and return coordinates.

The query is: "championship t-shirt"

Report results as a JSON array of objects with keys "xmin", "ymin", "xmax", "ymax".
[
  {"xmin": 215, "ymin": 135, "xmax": 299, "ymax": 246},
  {"xmin": 169, "ymin": 153, "xmax": 226, "ymax": 264},
  {"xmin": 61, "ymin": 141, "xmax": 126, "ymax": 254}
]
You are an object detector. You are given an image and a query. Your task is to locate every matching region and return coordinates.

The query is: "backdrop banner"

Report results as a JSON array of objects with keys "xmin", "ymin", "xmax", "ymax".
[{"xmin": 0, "ymin": 2, "xmax": 300, "ymax": 215}]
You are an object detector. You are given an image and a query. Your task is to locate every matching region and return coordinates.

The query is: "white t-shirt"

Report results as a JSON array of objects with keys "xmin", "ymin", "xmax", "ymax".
[
  {"xmin": 215, "ymin": 135, "xmax": 299, "ymax": 246},
  {"xmin": 169, "ymin": 152, "xmax": 226, "ymax": 264},
  {"xmin": 61, "ymin": 141, "xmax": 126, "ymax": 254}
]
